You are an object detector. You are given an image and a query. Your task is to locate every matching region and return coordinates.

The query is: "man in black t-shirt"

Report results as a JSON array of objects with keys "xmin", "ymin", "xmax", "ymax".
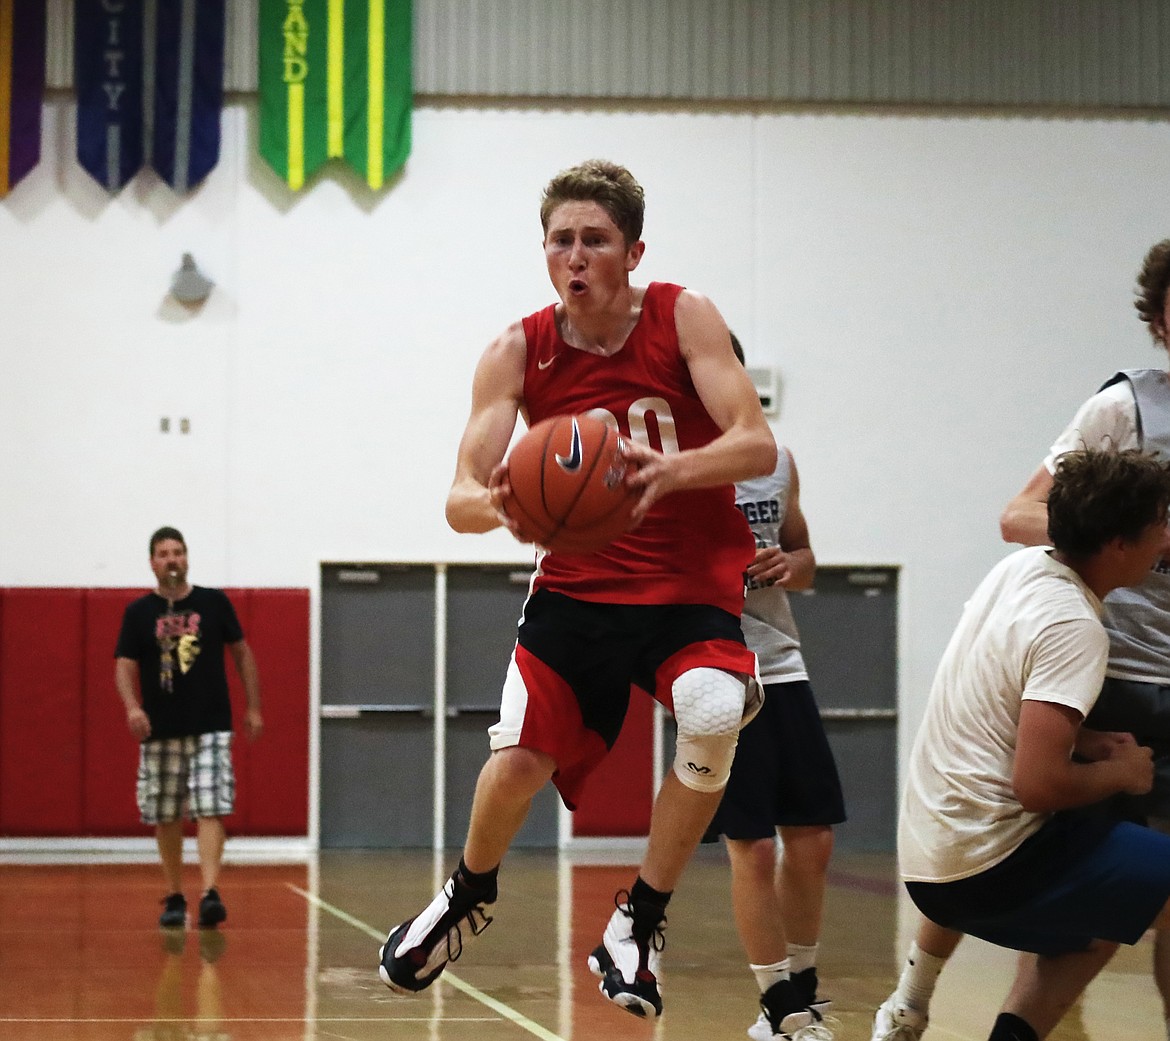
[{"xmin": 115, "ymin": 526, "xmax": 263, "ymax": 930}]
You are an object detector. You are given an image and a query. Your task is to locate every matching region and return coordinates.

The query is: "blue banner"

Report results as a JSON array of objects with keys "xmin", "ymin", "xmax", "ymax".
[
  {"xmin": 75, "ymin": 0, "xmax": 145, "ymax": 192},
  {"xmin": 150, "ymin": 0, "xmax": 225, "ymax": 191}
]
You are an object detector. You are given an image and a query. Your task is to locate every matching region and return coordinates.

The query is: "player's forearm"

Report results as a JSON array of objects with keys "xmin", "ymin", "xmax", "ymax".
[
  {"xmin": 1000, "ymin": 497, "xmax": 1051, "ymax": 547},
  {"xmin": 671, "ymin": 426, "xmax": 777, "ymax": 491},
  {"xmin": 779, "ymin": 547, "xmax": 815, "ymax": 591},
  {"xmin": 446, "ymin": 480, "xmax": 502, "ymax": 534},
  {"xmin": 1014, "ymin": 758, "xmax": 1143, "ymax": 813}
]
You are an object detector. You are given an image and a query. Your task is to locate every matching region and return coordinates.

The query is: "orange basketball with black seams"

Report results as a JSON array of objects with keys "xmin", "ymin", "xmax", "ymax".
[{"xmin": 502, "ymin": 414, "xmax": 639, "ymax": 554}]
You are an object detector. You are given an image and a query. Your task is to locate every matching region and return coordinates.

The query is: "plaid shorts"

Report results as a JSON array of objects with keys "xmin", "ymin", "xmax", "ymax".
[{"xmin": 137, "ymin": 731, "xmax": 235, "ymax": 824}]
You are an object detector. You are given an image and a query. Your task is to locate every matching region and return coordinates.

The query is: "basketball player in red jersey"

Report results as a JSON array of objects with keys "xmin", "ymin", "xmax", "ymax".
[{"xmin": 380, "ymin": 160, "xmax": 786, "ymax": 1025}]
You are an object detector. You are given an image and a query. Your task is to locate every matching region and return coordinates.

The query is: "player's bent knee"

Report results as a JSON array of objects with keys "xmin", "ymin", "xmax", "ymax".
[
  {"xmin": 671, "ymin": 668, "xmax": 746, "ymax": 792},
  {"xmin": 485, "ymin": 746, "xmax": 556, "ymax": 796},
  {"xmin": 726, "ymin": 836, "xmax": 778, "ymax": 879},
  {"xmin": 674, "ymin": 730, "xmax": 739, "ymax": 791}
]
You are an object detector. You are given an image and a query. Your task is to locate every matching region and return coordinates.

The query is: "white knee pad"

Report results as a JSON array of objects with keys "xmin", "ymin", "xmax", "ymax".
[{"xmin": 672, "ymin": 667, "xmax": 747, "ymax": 792}]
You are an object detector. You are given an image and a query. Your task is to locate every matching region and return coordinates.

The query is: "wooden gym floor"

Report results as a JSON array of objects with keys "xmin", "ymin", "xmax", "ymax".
[{"xmin": 0, "ymin": 847, "xmax": 1162, "ymax": 1041}]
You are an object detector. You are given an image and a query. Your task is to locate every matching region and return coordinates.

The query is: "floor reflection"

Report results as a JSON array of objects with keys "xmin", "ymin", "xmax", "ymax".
[{"xmin": 0, "ymin": 851, "xmax": 1159, "ymax": 1040}]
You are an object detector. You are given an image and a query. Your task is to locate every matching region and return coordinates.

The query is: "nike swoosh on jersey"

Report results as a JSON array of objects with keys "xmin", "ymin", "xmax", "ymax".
[
  {"xmin": 537, "ymin": 355, "xmax": 558, "ymax": 370},
  {"xmin": 555, "ymin": 418, "xmax": 583, "ymax": 472}
]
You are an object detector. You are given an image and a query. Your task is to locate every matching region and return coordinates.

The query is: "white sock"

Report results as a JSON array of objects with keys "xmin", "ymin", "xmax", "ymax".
[
  {"xmin": 893, "ymin": 941, "xmax": 948, "ymax": 1012},
  {"xmin": 750, "ymin": 958, "xmax": 790, "ymax": 994},
  {"xmin": 788, "ymin": 942, "xmax": 818, "ymax": 975}
]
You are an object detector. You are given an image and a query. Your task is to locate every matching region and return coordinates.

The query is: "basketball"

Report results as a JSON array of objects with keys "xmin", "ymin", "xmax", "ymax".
[{"xmin": 502, "ymin": 414, "xmax": 639, "ymax": 554}]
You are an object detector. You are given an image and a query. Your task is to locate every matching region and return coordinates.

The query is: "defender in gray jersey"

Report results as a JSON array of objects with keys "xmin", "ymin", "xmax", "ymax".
[
  {"xmin": 704, "ymin": 335, "xmax": 845, "ymax": 1041},
  {"xmin": 872, "ymin": 240, "xmax": 1170, "ymax": 1041}
]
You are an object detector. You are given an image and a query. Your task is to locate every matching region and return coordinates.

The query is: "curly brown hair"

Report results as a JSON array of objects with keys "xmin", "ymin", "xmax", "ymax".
[
  {"xmin": 1048, "ymin": 449, "xmax": 1170, "ymax": 558},
  {"xmin": 539, "ymin": 160, "xmax": 645, "ymax": 246},
  {"xmin": 1134, "ymin": 239, "xmax": 1170, "ymax": 346}
]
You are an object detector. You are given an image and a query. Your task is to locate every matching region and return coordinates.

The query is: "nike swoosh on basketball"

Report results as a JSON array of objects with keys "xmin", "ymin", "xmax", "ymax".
[
  {"xmin": 537, "ymin": 355, "xmax": 558, "ymax": 370},
  {"xmin": 555, "ymin": 419, "xmax": 583, "ymax": 472}
]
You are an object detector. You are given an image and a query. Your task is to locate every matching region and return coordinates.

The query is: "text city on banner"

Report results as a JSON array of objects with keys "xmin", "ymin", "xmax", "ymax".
[{"xmin": 74, "ymin": 0, "xmax": 226, "ymax": 194}]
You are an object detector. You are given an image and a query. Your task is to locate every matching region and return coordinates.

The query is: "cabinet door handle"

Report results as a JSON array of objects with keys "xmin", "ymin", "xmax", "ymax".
[
  {"xmin": 818, "ymin": 707, "xmax": 896, "ymax": 720},
  {"xmin": 446, "ymin": 705, "xmax": 500, "ymax": 718},
  {"xmin": 321, "ymin": 704, "xmax": 434, "ymax": 719}
]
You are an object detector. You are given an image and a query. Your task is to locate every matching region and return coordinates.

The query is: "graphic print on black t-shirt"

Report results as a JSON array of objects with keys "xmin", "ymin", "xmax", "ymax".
[
  {"xmin": 155, "ymin": 607, "xmax": 203, "ymax": 693},
  {"xmin": 116, "ymin": 586, "xmax": 242, "ymax": 739}
]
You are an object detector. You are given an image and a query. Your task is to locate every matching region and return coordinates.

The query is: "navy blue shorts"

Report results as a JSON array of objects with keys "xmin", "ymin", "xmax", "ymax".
[
  {"xmin": 704, "ymin": 678, "xmax": 846, "ymax": 841},
  {"xmin": 1085, "ymin": 677, "xmax": 1170, "ymax": 820},
  {"xmin": 906, "ymin": 807, "xmax": 1170, "ymax": 955}
]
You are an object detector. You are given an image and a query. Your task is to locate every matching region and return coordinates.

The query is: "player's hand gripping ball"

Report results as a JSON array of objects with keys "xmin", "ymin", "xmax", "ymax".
[{"xmin": 502, "ymin": 414, "xmax": 639, "ymax": 554}]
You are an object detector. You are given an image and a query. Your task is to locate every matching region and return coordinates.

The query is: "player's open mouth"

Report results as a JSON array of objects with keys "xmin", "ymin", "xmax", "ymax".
[{"xmin": 569, "ymin": 279, "xmax": 587, "ymax": 293}]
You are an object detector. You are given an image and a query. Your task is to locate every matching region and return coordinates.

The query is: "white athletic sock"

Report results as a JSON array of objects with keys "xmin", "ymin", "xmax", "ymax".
[
  {"xmin": 750, "ymin": 958, "xmax": 790, "ymax": 994},
  {"xmin": 788, "ymin": 942, "xmax": 818, "ymax": 975},
  {"xmin": 894, "ymin": 941, "xmax": 948, "ymax": 1012}
]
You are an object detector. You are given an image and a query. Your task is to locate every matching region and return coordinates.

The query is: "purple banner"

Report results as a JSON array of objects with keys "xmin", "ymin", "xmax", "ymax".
[{"xmin": 1, "ymin": 0, "xmax": 47, "ymax": 197}]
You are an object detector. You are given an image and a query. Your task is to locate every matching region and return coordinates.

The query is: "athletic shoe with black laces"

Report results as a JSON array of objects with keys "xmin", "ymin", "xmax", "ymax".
[
  {"xmin": 198, "ymin": 888, "xmax": 227, "ymax": 928},
  {"xmin": 586, "ymin": 891, "xmax": 665, "ymax": 1018},
  {"xmin": 750, "ymin": 978, "xmax": 835, "ymax": 1040},
  {"xmin": 379, "ymin": 869, "xmax": 496, "ymax": 993},
  {"xmin": 748, "ymin": 966, "xmax": 835, "ymax": 1040},
  {"xmin": 159, "ymin": 892, "xmax": 187, "ymax": 929},
  {"xmin": 748, "ymin": 1011, "xmax": 836, "ymax": 1041},
  {"xmin": 870, "ymin": 999, "xmax": 927, "ymax": 1041},
  {"xmin": 793, "ymin": 966, "xmax": 832, "ymax": 1016}
]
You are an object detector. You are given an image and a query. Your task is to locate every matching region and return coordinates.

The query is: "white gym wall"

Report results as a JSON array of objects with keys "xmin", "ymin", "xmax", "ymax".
[{"xmin": 2, "ymin": 99, "xmax": 1166, "ymax": 785}]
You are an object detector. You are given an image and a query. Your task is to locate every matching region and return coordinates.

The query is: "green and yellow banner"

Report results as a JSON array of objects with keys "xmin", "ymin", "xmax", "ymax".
[{"xmin": 258, "ymin": 0, "xmax": 411, "ymax": 191}]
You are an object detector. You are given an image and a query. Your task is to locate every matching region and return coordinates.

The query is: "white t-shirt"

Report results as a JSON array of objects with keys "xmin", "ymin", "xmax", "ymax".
[
  {"xmin": 1043, "ymin": 381, "xmax": 1139, "ymax": 470},
  {"xmin": 898, "ymin": 547, "xmax": 1108, "ymax": 883},
  {"xmin": 1040, "ymin": 379, "xmax": 1170, "ymax": 685},
  {"xmin": 737, "ymin": 452, "xmax": 807, "ymax": 685}
]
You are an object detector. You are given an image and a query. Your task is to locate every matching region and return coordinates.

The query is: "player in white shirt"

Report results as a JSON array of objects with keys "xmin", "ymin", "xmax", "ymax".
[
  {"xmin": 874, "ymin": 237, "xmax": 1170, "ymax": 1041},
  {"xmin": 896, "ymin": 448, "xmax": 1170, "ymax": 1041}
]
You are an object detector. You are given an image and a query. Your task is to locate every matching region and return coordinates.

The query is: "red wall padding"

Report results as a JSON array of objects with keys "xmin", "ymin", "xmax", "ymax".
[
  {"xmin": 224, "ymin": 590, "xmax": 255, "ymax": 832},
  {"xmin": 0, "ymin": 590, "xmax": 87, "ymax": 834},
  {"xmin": 224, "ymin": 589, "xmax": 311, "ymax": 835},
  {"xmin": 571, "ymin": 688, "xmax": 654, "ymax": 837},
  {"xmin": 83, "ymin": 588, "xmax": 153, "ymax": 836},
  {"xmin": 0, "ymin": 587, "xmax": 310, "ymax": 838}
]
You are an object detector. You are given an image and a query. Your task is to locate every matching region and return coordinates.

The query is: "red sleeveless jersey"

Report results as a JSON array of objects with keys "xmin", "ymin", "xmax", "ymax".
[{"xmin": 520, "ymin": 281, "xmax": 753, "ymax": 615}]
